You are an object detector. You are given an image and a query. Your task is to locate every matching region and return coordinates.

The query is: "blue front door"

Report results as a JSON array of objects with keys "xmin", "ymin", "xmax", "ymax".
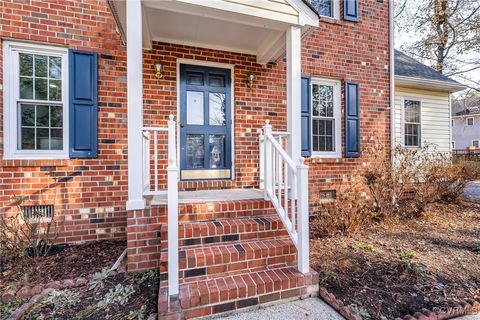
[{"xmin": 179, "ymin": 64, "xmax": 232, "ymax": 180}]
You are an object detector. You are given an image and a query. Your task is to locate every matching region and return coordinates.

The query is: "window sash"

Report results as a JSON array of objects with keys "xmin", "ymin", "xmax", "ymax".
[
  {"xmin": 403, "ymin": 100, "xmax": 421, "ymax": 147},
  {"xmin": 3, "ymin": 41, "xmax": 69, "ymax": 159},
  {"xmin": 310, "ymin": 80, "xmax": 340, "ymax": 156}
]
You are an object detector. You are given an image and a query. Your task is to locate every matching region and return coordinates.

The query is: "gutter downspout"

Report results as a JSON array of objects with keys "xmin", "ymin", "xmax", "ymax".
[{"xmin": 389, "ymin": 1, "xmax": 395, "ymax": 156}]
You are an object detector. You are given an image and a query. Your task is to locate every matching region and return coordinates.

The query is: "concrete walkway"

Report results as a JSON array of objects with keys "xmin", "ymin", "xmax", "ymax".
[
  {"xmin": 463, "ymin": 181, "xmax": 480, "ymax": 203},
  {"xmin": 202, "ymin": 297, "xmax": 480, "ymax": 320},
  {"xmin": 204, "ymin": 298, "xmax": 344, "ymax": 320}
]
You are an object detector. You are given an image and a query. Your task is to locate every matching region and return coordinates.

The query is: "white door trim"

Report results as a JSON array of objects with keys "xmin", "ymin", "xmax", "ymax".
[{"xmin": 176, "ymin": 58, "xmax": 235, "ymax": 181}]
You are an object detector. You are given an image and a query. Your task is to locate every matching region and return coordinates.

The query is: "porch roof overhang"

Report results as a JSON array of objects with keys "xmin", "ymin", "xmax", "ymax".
[{"xmin": 108, "ymin": 0, "xmax": 319, "ymax": 64}]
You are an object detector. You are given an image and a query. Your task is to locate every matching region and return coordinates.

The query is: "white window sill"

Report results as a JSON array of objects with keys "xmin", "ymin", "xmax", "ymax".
[
  {"xmin": 311, "ymin": 152, "xmax": 342, "ymax": 159},
  {"xmin": 4, "ymin": 153, "xmax": 70, "ymax": 160}
]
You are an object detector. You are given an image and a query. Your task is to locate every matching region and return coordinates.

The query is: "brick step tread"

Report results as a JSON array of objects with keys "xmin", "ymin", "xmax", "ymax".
[
  {"xmin": 160, "ymin": 236, "xmax": 296, "ymax": 278},
  {"xmin": 146, "ymin": 199, "xmax": 277, "ymax": 223},
  {"xmin": 158, "ymin": 266, "xmax": 319, "ymax": 318},
  {"xmin": 160, "ymin": 215, "xmax": 288, "ymax": 247}
]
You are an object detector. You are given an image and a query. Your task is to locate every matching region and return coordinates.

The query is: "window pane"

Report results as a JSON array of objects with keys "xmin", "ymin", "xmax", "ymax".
[
  {"xmin": 209, "ymin": 93, "xmax": 226, "ymax": 126},
  {"xmin": 186, "ymin": 72, "xmax": 203, "ymax": 86},
  {"xmin": 312, "ymin": 84, "xmax": 319, "ymax": 100},
  {"xmin": 310, "ymin": 0, "xmax": 333, "ymax": 17},
  {"xmin": 50, "ymin": 129, "xmax": 63, "ymax": 150},
  {"xmin": 313, "ymin": 119, "xmax": 335, "ymax": 152},
  {"xmin": 21, "ymin": 128, "xmax": 35, "ymax": 149},
  {"xmin": 186, "ymin": 91, "xmax": 204, "ymax": 125},
  {"xmin": 405, "ymin": 100, "xmax": 420, "ymax": 123},
  {"xmin": 36, "ymin": 128, "xmax": 50, "ymax": 150},
  {"xmin": 319, "ymin": 85, "xmax": 333, "ymax": 102},
  {"xmin": 186, "ymin": 134, "xmax": 204, "ymax": 168},
  {"xmin": 50, "ymin": 105, "xmax": 63, "ymax": 127},
  {"xmin": 36, "ymin": 105, "xmax": 50, "ymax": 127},
  {"xmin": 326, "ymin": 102, "xmax": 334, "ymax": 117},
  {"xmin": 20, "ymin": 77, "xmax": 33, "ymax": 99},
  {"xmin": 49, "ymin": 79, "xmax": 62, "ymax": 101},
  {"xmin": 19, "ymin": 53, "xmax": 33, "ymax": 77},
  {"xmin": 20, "ymin": 104, "xmax": 35, "ymax": 126},
  {"xmin": 35, "ymin": 78, "xmax": 48, "ymax": 100},
  {"xmin": 34, "ymin": 55, "xmax": 48, "ymax": 78},
  {"xmin": 208, "ymin": 74, "xmax": 225, "ymax": 87},
  {"xmin": 49, "ymin": 56, "xmax": 62, "ymax": 79},
  {"xmin": 209, "ymin": 135, "xmax": 225, "ymax": 168}
]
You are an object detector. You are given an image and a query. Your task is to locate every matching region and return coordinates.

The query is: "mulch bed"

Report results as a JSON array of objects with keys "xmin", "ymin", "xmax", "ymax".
[
  {"xmin": 311, "ymin": 201, "xmax": 480, "ymax": 319},
  {"xmin": 24, "ymin": 271, "xmax": 159, "ymax": 320},
  {"xmin": 1, "ymin": 240, "xmax": 126, "ymax": 290}
]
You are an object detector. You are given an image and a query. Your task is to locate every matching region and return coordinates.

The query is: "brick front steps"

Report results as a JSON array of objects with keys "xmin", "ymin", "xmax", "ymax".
[
  {"xmin": 158, "ymin": 265, "xmax": 319, "ymax": 319},
  {"xmin": 156, "ymin": 198, "xmax": 319, "ymax": 319}
]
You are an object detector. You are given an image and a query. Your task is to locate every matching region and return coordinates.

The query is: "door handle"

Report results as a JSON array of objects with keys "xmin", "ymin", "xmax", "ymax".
[{"xmin": 179, "ymin": 122, "xmax": 185, "ymax": 128}]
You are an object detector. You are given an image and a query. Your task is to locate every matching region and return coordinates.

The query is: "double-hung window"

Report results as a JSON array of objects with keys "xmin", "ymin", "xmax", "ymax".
[
  {"xmin": 467, "ymin": 117, "xmax": 474, "ymax": 126},
  {"xmin": 311, "ymin": 79, "xmax": 341, "ymax": 157},
  {"xmin": 403, "ymin": 99, "xmax": 421, "ymax": 148},
  {"xmin": 3, "ymin": 42, "xmax": 68, "ymax": 159},
  {"xmin": 309, "ymin": 0, "xmax": 339, "ymax": 19}
]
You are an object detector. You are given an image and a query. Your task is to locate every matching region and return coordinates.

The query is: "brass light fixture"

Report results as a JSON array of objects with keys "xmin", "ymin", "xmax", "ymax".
[
  {"xmin": 246, "ymin": 72, "xmax": 255, "ymax": 88},
  {"xmin": 154, "ymin": 62, "xmax": 164, "ymax": 79}
]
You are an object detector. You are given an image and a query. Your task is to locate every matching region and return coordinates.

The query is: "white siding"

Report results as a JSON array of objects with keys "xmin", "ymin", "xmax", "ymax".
[{"xmin": 395, "ymin": 86, "xmax": 451, "ymax": 153}]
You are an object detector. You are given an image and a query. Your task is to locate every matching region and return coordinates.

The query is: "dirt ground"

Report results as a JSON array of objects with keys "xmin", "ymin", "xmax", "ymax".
[
  {"xmin": 311, "ymin": 201, "xmax": 480, "ymax": 319},
  {"xmin": 1, "ymin": 240, "xmax": 126, "ymax": 291}
]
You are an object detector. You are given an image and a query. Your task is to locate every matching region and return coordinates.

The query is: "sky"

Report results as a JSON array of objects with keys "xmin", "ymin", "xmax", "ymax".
[{"xmin": 393, "ymin": 0, "xmax": 480, "ymax": 93}]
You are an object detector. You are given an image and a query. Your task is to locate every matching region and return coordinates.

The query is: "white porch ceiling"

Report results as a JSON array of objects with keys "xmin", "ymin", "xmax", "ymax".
[{"xmin": 109, "ymin": 0, "xmax": 319, "ymax": 64}]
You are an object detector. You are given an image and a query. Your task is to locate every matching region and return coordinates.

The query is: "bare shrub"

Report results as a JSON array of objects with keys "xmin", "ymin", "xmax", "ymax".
[
  {"xmin": 362, "ymin": 142, "xmax": 480, "ymax": 218},
  {"xmin": 310, "ymin": 182, "xmax": 372, "ymax": 238},
  {"xmin": 0, "ymin": 195, "xmax": 60, "ymax": 263}
]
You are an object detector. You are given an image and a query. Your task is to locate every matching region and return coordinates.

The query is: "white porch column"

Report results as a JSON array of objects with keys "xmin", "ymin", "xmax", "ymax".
[
  {"xmin": 286, "ymin": 26, "xmax": 302, "ymax": 165},
  {"xmin": 126, "ymin": 0, "xmax": 145, "ymax": 210}
]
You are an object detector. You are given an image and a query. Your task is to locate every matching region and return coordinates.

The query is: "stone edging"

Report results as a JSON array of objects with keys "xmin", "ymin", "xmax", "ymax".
[
  {"xmin": 399, "ymin": 298, "xmax": 480, "ymax": 320},
  {"xmin": 320, "ymin": 286, "xmax": 480, "ymax": 320},
  {"xmin": 319, "ymin": 287, "xmax": 362, "ymax": 320}
]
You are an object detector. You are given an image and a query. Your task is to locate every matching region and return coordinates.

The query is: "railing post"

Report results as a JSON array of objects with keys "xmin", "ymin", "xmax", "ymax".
[
  {"xmin": 296, "ymin": 157, "xmax": 309, "ymax": 274},
  {"xmin": 142, "ymin": 131, "xmax": 151, "ymax": 192},
  {"xmin": 258, "ymin": 129, "xmax": 265, "ymax": 190},
  {"xmin": 167, "ymin": 115, "xmax": 179, "ymax": 296},
  {"xmin": 263, "ymin": 120, "xmax": 273, "ymax": 200}
]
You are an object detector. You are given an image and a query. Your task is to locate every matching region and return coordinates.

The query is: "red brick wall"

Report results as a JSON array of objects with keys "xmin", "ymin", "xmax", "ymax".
[
  {"xmin": 0, "ymin": 0, "xmax": 391, "ymax": 248},
  {"xmin": 0, "ymin": 0, "xmax": 128, "ymax": 243}
]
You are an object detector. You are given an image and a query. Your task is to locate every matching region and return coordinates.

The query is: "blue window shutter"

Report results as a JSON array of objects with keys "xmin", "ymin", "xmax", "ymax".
[
  {"xmin": 345, "ymin": 82, "xmax": 360, "ymax": 158},
  {"xmin": 301, "ymin": 77, "xmax": 311, "ymax": 157},
  {"xmin": 344, "ymin": 0, "xmax": 359, "ymax": 22},
  {"xmin": 69, "ymin": 49, "xmax": 98, "ymax": 158}
]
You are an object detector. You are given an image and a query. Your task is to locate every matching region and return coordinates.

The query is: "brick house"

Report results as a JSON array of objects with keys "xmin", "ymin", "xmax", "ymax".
[{"xmin": 0, "ymin": 0, "xmax": 392, "ymax": 318}]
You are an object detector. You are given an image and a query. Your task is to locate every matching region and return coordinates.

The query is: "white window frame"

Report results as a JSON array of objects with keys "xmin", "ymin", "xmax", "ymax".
[
  {"xmin": 310, "ymin": 78, "xmax": 342, "ymax": 158},
  {"xmin": 401, "ymin": 98, "xmax": 422, "ymax": 148},
  {"xmin": 473, "ymin": 140, "xmax": 479, "ymax": 148},
  {"xmin": 3, "ymin": 41, "xmax": 69, "ymax": 160},
  {"xmin": 466, "ymin": 117, "xmax": 474, "ymax": 126},
  {"xmin": 310, "ymin": 0, "xmax": 340, "ymax": 19}
]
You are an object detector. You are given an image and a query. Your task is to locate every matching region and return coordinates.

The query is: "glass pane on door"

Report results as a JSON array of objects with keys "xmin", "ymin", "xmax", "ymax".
[
  {"xmin": 209, "ymin": 135, "xmax": 225, "ymax": 168},
  {"xmin": 186, "ymin": 134, "xmax": 204, "ymax": 168},
  {"xmin": 186, "ymin": 91, "xmax": 204, "ymax": 125},
  {"xmin": 209, "ymin": 93, "xmax": 226, "ymax": 126}
]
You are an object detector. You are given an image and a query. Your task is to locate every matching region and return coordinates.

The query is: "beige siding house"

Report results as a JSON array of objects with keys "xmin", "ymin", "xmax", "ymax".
[{"xmin": 394, "ymin": 50, "xmax": 466, "ymax": 152}]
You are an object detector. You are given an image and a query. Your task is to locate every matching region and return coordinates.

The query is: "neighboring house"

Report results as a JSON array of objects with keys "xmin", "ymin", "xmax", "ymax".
[
  {"xmin": 452, "ymin": 101, "xmax": 480, "ymax": 150},
  {"xmin": 394, "ymin": 50, "xmax": 466, "ymax": 152},
  {"xmin": 0, "ymin": 0, "xmax": 392, "ymax": 318},
  {"xmin": 394, "ymin": 50, "xmax": 466, "ymax": 153}
]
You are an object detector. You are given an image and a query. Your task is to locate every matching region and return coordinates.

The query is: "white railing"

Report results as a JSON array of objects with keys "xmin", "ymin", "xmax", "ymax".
[
  {"xmin": 142, "ymin": 115, "xmax": 179, "ymax": 296},
  {"xmin": 259, "ymin": 120, "xmax": 309, "ymax": 274}
]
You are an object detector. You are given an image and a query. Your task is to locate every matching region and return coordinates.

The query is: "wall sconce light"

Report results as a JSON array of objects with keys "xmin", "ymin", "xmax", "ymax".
[
  {"xmin": 154, "ymin": 62, "xmax": 164, "ymax": 79},
  {"xmin": 246, "ymin": 72, "xmax": 255, "ymax": 88}
]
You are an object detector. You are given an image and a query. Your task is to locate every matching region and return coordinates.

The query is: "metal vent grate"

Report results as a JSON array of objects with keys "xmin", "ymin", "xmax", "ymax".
[{"xmin": 21, "ymin": 205, "xmax": 54, "ymax": 220}]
